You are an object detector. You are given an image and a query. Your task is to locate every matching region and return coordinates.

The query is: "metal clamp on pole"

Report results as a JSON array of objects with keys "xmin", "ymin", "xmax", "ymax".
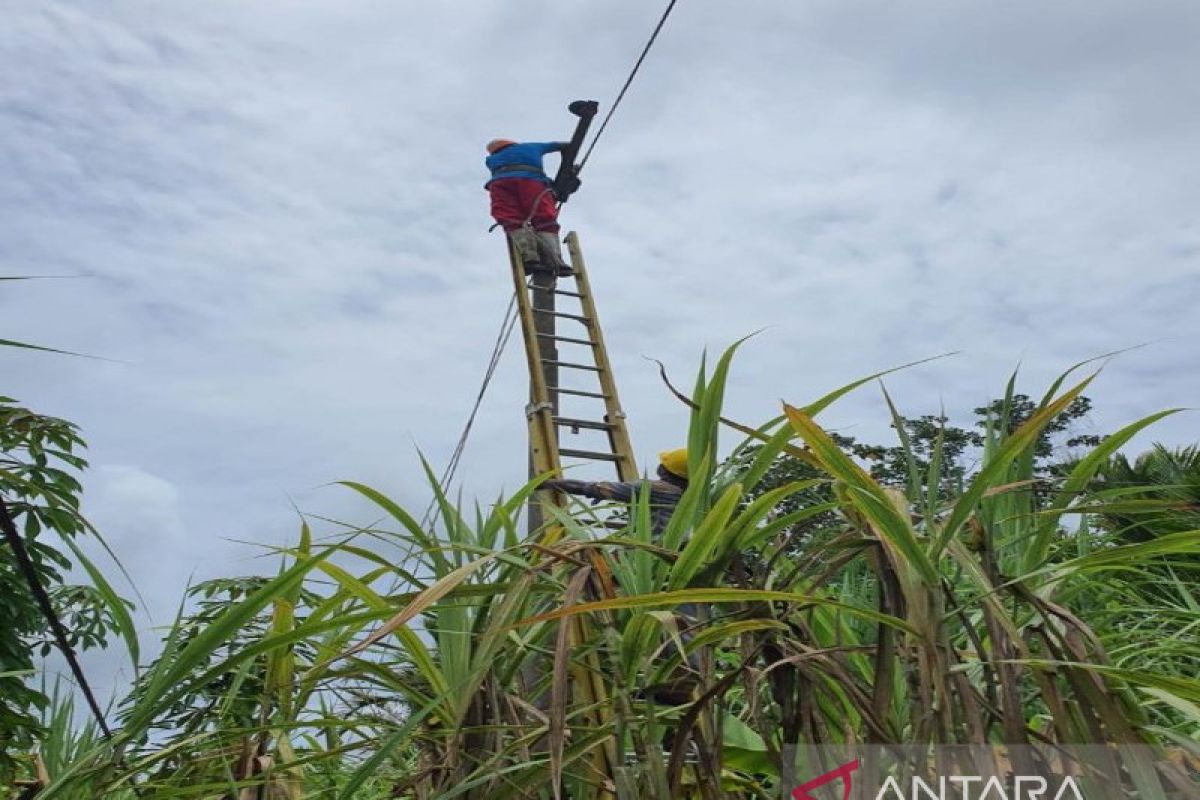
[
  {"xmin": 552, "ymin": 100, "xmax": 599, "ymax": 203},
  {"xmin": 525, "ymin": 400, "xmax": 554, "ymax": 419}
]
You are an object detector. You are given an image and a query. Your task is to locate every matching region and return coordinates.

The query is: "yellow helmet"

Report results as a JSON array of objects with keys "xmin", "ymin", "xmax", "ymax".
[
  {"xmin": 658, "ymin": 448, "xmax": 689, "ymax": 479},
  {"xmin": 486, "ymin": 138, "xmax": 516, "ymax": 154}
]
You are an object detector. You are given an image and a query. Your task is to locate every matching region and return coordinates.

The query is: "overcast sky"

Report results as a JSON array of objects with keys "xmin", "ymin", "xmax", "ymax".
[{"xmin": 4, "ymin": 0, "xmax": 1199, "ymax": 697}]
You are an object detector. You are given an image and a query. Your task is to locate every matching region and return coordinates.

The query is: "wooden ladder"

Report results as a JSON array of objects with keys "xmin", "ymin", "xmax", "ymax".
[
  {"xmin": 507, "ymin": 229, "xmax": 633, "ymax": 798},
  {"xmin": 509, "ymin": 231, "xmax": 638, "ymax": 511}
]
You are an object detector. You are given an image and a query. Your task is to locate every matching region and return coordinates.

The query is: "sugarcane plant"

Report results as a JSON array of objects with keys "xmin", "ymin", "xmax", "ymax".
[{"xmin": 14, "ymin": 342, "xmax": 1200, "ymax": 799}]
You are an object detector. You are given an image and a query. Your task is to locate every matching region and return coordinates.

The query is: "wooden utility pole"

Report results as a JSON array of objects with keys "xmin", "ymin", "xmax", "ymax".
[{"xmin": 527, "ymin": 269, "xmax": 559, "ymax": 535}]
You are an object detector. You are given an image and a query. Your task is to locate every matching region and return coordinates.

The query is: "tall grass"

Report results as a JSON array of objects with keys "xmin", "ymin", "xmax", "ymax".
[{"xmin": 23, "ymin": 345, "xmax": 1200, "ymax": 799}]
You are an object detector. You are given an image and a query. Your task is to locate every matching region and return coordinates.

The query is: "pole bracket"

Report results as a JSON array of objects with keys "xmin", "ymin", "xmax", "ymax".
[{"xmin": 525, "ymin": 401, "xmax": 554, "ymax": 418}]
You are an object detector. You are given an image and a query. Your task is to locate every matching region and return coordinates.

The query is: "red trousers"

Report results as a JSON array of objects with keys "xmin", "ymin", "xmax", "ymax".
[{"xmin": 488, "ymin": 178, "xmax": 559, "ymax": 233}]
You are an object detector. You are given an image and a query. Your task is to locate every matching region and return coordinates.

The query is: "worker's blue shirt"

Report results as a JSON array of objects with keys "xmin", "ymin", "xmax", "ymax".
[{"xmin": 485, "ymin": 142, "xmax": 565, "ymax": 188}]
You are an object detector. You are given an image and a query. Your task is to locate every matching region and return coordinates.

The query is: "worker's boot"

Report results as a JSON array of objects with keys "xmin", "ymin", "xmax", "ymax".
[
  {"xmin": 508, "ymin": 228, "xmax": 545, "ymax": 273},
  {"xmin": 536, "ymin": 231, "xmax": 573, "ymax": 277}
]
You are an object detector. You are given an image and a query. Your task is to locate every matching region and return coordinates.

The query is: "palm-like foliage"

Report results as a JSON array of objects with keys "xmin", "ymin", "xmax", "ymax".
[{"xmin": 1095, "ymin": 444, "xmax": 1200, "ymax": 543}]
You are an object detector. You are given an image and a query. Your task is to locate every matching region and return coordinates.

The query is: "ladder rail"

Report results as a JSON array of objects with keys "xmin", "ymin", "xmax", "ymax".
[
  {"xmin": 507, "ymin": 243, "xmax": 563, "ymax": 494},
  {"xmin": 564, "ymin": 232, "xmax": 639, "ymax": 482}
]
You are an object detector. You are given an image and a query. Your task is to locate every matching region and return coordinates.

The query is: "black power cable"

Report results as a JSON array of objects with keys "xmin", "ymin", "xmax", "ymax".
[{"xmin": 577, "ymin": 0, "xmax": 682, "ymax": 173}]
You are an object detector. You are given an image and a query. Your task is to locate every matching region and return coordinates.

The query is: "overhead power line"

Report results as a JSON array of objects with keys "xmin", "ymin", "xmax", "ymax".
[{"xmin": 577, "ymin": 0, "xmax": 682, "ymax": 173}]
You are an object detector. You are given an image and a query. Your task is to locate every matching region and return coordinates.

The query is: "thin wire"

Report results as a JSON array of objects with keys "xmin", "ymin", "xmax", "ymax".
[
  {"xmin": 418, "ymin": 291, "xmax": 520, "ymax": 530},
  {"xmin": 577, "ymin": 0, "xmax": 681, "ymax": 173},
  {"xmin": 354, "ymin": 292, "xmax": 518, "ymax": 698}
]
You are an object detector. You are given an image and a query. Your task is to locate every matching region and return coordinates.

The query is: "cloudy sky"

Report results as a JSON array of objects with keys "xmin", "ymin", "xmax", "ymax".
[{"xmin": 4, "ymin": 0, "xmax": 1198, "ymax": 695}]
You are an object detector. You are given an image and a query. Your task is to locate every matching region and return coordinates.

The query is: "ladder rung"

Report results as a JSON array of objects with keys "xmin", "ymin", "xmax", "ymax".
[
  {"xmin": 537, "ymin": 333, "xmax": 596, "ymax": 346},
  {"xmin": 542, "ymin": 359, "xmax": 600, "ymax": 372},
  {"xmin": 531, "ymin": 308, "xmax": 591, "ymax": 323},
  {"xmin": 524, "ymin": 281, "xmax": 583, "ymax": 298},
  {"xmin": 559, "ymin": 448, "xmax": 623, "ymax": 462},
  {"xmin": 550, "ymin": 387, "xmax": 610, "ymax": 399},
  {"xmin": 553, "ymin": 417, "xmax": 615, "ymax": 431}
]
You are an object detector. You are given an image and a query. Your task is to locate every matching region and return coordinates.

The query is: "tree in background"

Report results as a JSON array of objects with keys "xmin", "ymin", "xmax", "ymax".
[
  {"xmin": 859, "ymin": 394, "xmax": 1101, "ymax": 490},
  {"xmin": 0, "ymin": 398, "xmax": 132, "ymax": 784},
  {"xmin": 738, "ymin": 392, "xmax": 1102, "ymax": 547}
]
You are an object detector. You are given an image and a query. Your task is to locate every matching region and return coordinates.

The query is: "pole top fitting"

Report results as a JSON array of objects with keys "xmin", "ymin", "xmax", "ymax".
[{"xmin": 568, "ymin": 100, "xmax": 599, "ymax": 118}]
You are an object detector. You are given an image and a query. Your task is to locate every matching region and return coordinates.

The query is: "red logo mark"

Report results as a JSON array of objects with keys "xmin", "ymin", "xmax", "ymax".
[{"xmin": 791, "ymin": 758, "xmax": 860, "ymax": 800}]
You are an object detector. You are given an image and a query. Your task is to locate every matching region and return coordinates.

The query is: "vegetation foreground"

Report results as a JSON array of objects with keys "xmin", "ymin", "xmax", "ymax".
[{"xmin": 4, "ymin": 344, "xmax": 1200, "ymax": 798}]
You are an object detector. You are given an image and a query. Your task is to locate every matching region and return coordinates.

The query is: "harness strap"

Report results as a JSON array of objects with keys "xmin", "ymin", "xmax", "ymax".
[{"xmin": 493, "ymin": 163, "xmax": 545, "ymax": 176}]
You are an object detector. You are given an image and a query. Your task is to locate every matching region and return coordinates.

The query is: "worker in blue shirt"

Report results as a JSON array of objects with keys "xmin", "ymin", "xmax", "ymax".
[{"xmin": 485, "ymin": 139, "xmax": 572, "ymax": 276}]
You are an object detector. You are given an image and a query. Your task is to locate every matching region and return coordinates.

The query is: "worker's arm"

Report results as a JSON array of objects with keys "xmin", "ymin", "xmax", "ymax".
[
  {"xmin": 534, "ymin": 141, "xmax": 568, "ymax": 154},
  {"xmin": 544, "ymin": 479, "xmax": 638, "ymax": 503},
  {"xmin": 543, "ymin": 478, "xmax": 588, "ymax": 496}
]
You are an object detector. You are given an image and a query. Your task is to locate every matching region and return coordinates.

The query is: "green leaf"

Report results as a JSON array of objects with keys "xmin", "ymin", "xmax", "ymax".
[
  {"xmin": 784, "ymin": 403, "xmax": 939, "ymax": 585},
  {"xmin": 668, "ymin": 481, "xmax": 743, "ymax": 589},
  {"xmin": 57, "ymin": 534, "xmax": 139, "ymax": 671},
  {"xmin": 515, "ymin": 587, "xmax": 915, "ymax": 634},
  {"xmin": 1026, "ymin": 408, "xmax": 1180, "ymax": 571}
]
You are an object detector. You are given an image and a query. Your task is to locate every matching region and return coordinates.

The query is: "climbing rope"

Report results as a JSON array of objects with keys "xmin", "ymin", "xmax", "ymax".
[{"xmin": 577, "ymin": 0, "xmax": 682, "ymax": 173}]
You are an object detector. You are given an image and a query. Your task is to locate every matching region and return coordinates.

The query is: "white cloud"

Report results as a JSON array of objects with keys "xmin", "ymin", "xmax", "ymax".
[{"xmin": 83, "ymin": 465, "xmax": 189, "ymax": 617}]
